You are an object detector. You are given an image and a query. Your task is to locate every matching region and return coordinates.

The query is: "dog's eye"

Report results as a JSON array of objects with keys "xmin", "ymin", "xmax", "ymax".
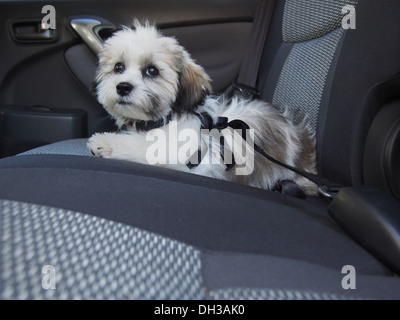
[
  {"xmin": 143, "ymin": 66, "xmax": 159, "ymax": 77},
  {"xmin": 114, "ymin": 62, "xmax": 125, "ymax": 74}
]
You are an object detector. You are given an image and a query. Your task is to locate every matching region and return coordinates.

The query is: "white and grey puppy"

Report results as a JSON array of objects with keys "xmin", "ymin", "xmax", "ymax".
[{"xmin": 88, "ymin": 22, "xmax": 318, "ymax": 195}]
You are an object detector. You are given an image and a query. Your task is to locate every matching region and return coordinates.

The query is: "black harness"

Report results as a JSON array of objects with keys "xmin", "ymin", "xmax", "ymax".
[
  {"xmin": 186, "ymin": 112, "xmax": 240, "ymax": 172},
  {"xmin": 122, "ymin": 112, "xmax": 341, "ymax": 199},
  {"xmin": 122, "ymin": 113, "xmax": 173, "ymax": 132}
]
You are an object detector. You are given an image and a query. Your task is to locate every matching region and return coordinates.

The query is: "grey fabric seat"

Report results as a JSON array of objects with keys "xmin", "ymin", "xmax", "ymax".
[
  {"xmin": 17, "ymin": 139, "xmax": 91, "ymax": 157},
  {"xmin": 2, "ymin": 0, "xmax": 400, "ymax": 299}
]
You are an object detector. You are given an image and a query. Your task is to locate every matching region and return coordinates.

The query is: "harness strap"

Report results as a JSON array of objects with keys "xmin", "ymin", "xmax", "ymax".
[
  {"xmin": 188, "ymin": 113, "xmax": 343, "ymax": 199},
  {"xmin": 122, "ymin": 113, "xmax": 173, "ymax": 132},
  {"xmin": 187, "ymin": 113, "xmax": 238, "ymax": 171}
]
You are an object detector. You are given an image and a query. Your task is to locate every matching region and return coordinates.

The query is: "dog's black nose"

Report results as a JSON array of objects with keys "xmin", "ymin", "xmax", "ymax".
[{"xmin": 116, "ymin": 82, "xmax": 134, "ymax": 96}]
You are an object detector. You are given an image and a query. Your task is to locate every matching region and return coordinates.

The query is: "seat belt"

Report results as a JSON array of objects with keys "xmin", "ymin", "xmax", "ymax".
[{"xmin": 232, "ymin": 0, "xmax": 277, "ymax": 99}]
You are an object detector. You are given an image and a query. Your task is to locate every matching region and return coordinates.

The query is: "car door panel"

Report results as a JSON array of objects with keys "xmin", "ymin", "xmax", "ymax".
[{"xmin": 0, "ymin": 0, "xmax": 256, "ymax": 157}]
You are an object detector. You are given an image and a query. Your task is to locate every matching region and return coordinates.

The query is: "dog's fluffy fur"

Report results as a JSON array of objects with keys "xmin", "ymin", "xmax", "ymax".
[{"xmin": 87, "ymin": 22, "xmax": 318, "ymax": 195}]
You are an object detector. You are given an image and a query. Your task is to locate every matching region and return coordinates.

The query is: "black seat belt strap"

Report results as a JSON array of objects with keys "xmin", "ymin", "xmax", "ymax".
[{"xmin": 234, "ymin": 0, "xmax": 276, "ymax": 99}]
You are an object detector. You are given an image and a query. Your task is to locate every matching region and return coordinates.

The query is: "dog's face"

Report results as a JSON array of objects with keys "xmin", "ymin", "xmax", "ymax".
[{"xmin": 95, "ymin": 23, "xmax": 212, "ymax": 126}]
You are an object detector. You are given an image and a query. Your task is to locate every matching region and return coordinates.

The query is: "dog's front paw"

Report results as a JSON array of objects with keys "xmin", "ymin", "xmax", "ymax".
[{"xmin": 87, "ymin": 133, "xmax": 114, "ymax": 158}]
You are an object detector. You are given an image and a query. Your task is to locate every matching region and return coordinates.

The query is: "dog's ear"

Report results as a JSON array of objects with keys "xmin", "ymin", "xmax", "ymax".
[
  {"xmin": 98, "ymin": 26, "xmax": 124, "ymax": 41},
  {"xmin": 172, "ymin": 53, "xmax": 212, "ymax": 113}
]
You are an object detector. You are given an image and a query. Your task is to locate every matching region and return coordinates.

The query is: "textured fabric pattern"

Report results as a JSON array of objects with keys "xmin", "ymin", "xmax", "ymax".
[
  {"xmin": 0, "ymin": 200, "xmax": 204, "ymax": 300},
  {"xmin": 272, "ymin": 28, "xmax": 343, "ymax": 131},
  {"xmin": 208, "ymin": 288, "xmax": 358, "ymax": 300},
  {"xmin": 18, "ymin": 139, "xmax": 91, "ymax": 157},
  {"xmin": 282, "ymin": 0, "xmax": 358, "ymax": 43},
  {"xmin": 0, "ymin": 200, "xmax": 363, "ymax": 300}
]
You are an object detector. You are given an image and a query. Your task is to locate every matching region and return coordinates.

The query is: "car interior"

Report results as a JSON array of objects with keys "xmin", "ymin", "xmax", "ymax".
[{"xmin": 1, "ymin": 0, "xmax": 400, "ymax": 300}]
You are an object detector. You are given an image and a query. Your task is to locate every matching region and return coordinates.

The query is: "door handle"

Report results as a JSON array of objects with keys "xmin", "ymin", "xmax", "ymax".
[
  {"xmin": 70, "ymin": 17, "xmax": 115, "ymax": 54},
  {"xmin": 16, "ymin": 29, "xmax": 52, "ymax": 41},
  {"xmin": 10, "ymin": 19, "xmax": 58, "ymax": 43}
]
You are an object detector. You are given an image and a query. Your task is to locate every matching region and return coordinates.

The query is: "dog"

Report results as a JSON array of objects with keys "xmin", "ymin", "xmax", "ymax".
[{"xmin": 87, "ymin": 22, "xmax": 318, "ymax": 196}]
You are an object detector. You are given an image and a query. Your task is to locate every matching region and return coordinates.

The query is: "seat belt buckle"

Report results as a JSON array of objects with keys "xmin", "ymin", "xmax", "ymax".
[
  {"xmin": 318, "ymin": 185, "xmax": 342, "ymax": 200},
  {"xmin": 232, "ymin": 80, "xmax": 260, "ymax": 100}
]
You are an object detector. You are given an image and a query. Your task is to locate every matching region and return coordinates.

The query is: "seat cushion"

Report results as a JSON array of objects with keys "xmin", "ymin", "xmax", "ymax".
[
  {"xmin": 2, "ymin": 195, "xmax": 400, "ymax": 300},
  {"xmin": 18, "ymin": 138, "xmax": 91, "ymax": 157},
  {"xmin": 0, "ymin": 154, "xmax": 390, "ymax": 276}
]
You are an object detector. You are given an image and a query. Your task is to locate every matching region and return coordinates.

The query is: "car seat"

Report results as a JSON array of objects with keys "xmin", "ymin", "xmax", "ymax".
[{"xmin": 1, "ymin": 0, "xmax": 400, "ymax": 299}]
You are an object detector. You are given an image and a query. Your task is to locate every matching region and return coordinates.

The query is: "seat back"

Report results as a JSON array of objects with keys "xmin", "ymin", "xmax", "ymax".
[{"xmin": 258, "ymin": 0, "xmax": 400, "ymax": 192}]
